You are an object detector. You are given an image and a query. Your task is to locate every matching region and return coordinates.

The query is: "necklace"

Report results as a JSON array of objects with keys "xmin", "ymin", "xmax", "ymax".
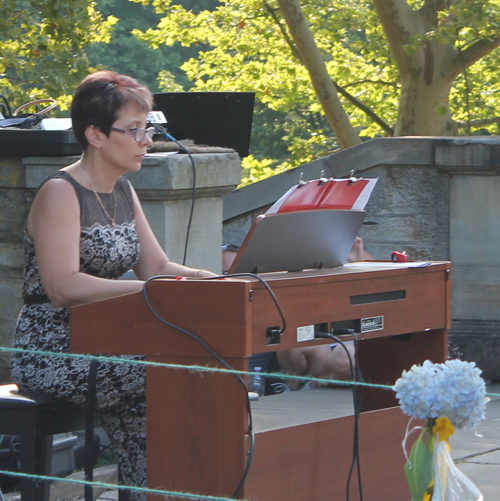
[{"xmin": 79, "ymin": 164, "xmax": 117, "ymax": 225}]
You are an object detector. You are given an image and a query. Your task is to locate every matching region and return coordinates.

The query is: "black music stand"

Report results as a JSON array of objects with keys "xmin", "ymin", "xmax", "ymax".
[{"xmin": 153, "ymin": 92, "xmax": 255, "ymax": 157}]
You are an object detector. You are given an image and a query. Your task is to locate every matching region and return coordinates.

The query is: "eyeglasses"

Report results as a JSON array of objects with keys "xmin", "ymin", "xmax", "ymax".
[{"xmin": 110, "ymin": 126, "xmax": 156, "ymax": 142}]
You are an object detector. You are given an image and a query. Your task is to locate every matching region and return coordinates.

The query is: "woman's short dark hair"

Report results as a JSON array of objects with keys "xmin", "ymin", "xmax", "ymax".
[{"xmin": 71, "ymin": 70, "xmax": 153, "ymax": 150}]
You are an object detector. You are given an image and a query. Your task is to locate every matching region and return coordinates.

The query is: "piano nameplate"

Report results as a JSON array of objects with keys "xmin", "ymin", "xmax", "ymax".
[{"xmin": 361, "ymin": 315, "xmax": 384, "ymax": 333}]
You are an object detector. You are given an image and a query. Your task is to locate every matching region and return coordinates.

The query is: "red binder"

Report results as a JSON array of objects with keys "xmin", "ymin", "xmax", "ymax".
[{"xmin": 267, "ymin": 177, "xmax": 378, "ymax": 214}]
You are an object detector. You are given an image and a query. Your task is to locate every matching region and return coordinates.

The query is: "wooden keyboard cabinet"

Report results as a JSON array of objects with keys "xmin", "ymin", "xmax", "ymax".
[{"xmin": 71, "ymin": 262, "xmax": 450, "ymax": 501}]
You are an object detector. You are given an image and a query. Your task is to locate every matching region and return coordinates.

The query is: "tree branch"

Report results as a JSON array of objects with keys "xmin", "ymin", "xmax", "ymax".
[
  {"xmin": 333, "ymin": 82, "xmax": 394, "ymax": 136},
  {"xmin": 0, "ymin": 74, "xmax": 28, "ymax": 84},
  {"xmin": 294, "ymin": 105, "xmax": 319, "ymax": 128},
  {"xmin": 456, "ymin": 117, "xmax": 500, "ymax": 128},
  {"xmin": 457, "ymin": 37, "xmax": 500, "ymax": 71},
  {"xmin": 372, "ymin": 0, "xmax": 419, "ymax": 72},
  {"xmin": 263, "ymin": 1, "xmax": 302, "ymax": 61},
  {"xmin": 276, "ymin": 0, "xmax": 362, "ymax": 148},
  {"xmin": 344, "ymin": 79, "xmax": 399, "ymax": 89}
]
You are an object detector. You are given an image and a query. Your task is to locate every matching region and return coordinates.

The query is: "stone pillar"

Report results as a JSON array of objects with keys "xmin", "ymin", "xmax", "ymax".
[
  {"xmin": 0, "ymin": 156, "xmax": 32, "ymax": 383},
  {"xmin": 0, "ymin": 152, "xmax": 241, "ymax": 382},
  {"xmin": 128, "ymin": 153, "xmax": 241, "ymax": 270},
  {"xmin": 436, "ymin": 138, "xmax": 500, "ymax": 380}
]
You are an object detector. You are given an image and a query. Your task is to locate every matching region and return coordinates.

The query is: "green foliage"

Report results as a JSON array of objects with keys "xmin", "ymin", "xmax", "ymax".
[
  {"xmin": 240, "ymin": 155, "xmax": 289, "ymax": 186},
  {"xmin": 157, "ymin": 70, "xmax": 185, "ymax": 91},
  {"xmin": 450, "ymin": 38, "xmax": 500, "ymax": 135},
  {"xmin": 247, "ymin": 101, "xmax": 291, "ymax": 163},
  {"xmin": 3, "ymin": 0, "xmax": 499, "ymax": 184},
  {"xmin": 435, "ymin": 2, "xmax": 500, "ymax": 42},
  {"xmin": 404, "ymin": 2, "xmax": 500, "ymax": 51},
  {"xmin": 434, "ymin": 103, "xmax": 449, "ymax": 118},
  {"xmin": 0, "ymin": 0, "xmax": 117, "ymax": 111},
  {"xmin": 86, "ymin": 0, "xmax": 206, "ymax": 92},
  {"xmin": 404, "ymin": 426, "xmax": 434, "ymax": 501}
]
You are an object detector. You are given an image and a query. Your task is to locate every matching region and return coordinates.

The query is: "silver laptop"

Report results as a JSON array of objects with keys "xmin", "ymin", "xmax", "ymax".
[{"xmin": 229, "ymin": 209, "xmax": 365, "ymax": 274}]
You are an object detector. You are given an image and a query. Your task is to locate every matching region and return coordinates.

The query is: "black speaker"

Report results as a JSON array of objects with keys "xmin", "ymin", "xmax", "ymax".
[{"xmin": 153, "ymin": 92, "xmax": 255, "ymax": 157}]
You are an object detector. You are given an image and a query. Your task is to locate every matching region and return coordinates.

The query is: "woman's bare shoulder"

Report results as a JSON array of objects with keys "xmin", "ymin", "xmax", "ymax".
[
  {"xmin": 28, "ymin": 176, "xmax": 80, "ymax": 236},
  {"xmin": 35, "ymin": 176, "xmax": 78, "ymax": 204}
]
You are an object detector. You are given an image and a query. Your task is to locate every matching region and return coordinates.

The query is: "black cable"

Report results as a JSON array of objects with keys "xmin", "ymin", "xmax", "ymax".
[
  {"xmin": 142, "ymin": 271, "xmax": 286, "ymax": 498},
  {"xmin": 151, "ymin": 124, "xmax": 196, "ymax": 266},
  {"xmin": 205, "ymin": 272, "xmax": 287, "ymax": 335},
  {"xmin": 352, "ymin": 333, "xmax": 363, "ymax": 499},
  {"xmin": 85, "ymin": 360, "xmax": 99, "ymax": 501},
  {"xmin": 0, "ymin": 94, "xmax": 12, "ymax": 118},
  {"xmin": 314, "ymin": 332, "xmax": 363, "ymax": 501},
  {"xmin": 338, "ymin": 333, "xmax": 363, "ymax": 501}
]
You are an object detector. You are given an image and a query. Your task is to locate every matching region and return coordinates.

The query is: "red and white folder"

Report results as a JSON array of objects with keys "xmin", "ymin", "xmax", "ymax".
[{"xmin": 267, "ymin": 177, "xmax": 378, "ymax": 214}]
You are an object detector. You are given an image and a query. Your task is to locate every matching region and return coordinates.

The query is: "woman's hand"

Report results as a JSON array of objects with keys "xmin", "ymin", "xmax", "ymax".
[{"xmin": 194, "ymin": 269, "xmax": 219, "ymax": 278}]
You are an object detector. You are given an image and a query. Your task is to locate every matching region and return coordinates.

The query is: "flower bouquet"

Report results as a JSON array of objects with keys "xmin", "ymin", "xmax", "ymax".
[{"xmin": 393, "ymin": 359, "xmax": 489, "ymax": 501}]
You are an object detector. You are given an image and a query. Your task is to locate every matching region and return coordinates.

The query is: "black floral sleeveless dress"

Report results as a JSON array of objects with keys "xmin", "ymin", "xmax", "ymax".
[{"xmin": 11, "ymin": 171, "xmax": 146, "ymax": 499}]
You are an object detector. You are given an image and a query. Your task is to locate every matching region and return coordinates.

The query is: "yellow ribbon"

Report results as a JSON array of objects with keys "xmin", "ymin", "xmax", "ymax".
[{"xmin": 422, "ymin": 418, "xmax": 455, "ymax": 500}]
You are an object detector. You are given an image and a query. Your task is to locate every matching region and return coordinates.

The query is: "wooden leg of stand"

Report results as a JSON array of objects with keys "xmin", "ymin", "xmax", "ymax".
[
  {"xmin": 146, "ymin": 356, "xmax": 248, "ymax": 501},
  {"xmin": 118, "ymin": 468, "xmax": 130, "ymax": 501}
]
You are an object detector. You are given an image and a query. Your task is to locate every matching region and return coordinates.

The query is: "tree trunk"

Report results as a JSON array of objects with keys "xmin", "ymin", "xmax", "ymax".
[
  {"xmin": 395, "ymin": 42, "xmax": 458, "ymax": 136},
  {"xmin": 276, "ymin": 0, "xmax": 361, "ymax": 149},
  {"xmin": 396, "ymin": 84, "xmax": 457, "ymax": 136},
  {"xmin": 373, "ymin": 0, "xmax": 461, "ymax": 137}
]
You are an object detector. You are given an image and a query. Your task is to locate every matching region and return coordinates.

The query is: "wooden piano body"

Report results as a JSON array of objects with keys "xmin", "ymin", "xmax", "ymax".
[{"xmin": 70, "ymin": 262, "xmax": 451, "ymax": 500}]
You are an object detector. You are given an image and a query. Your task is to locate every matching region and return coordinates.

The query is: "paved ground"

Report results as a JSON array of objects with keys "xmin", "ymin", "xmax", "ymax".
[
  {"xmin": 450, "ymin": 382, "xmax": 500, "ymax": 500},
  {"xmin": 4, "ymin": 384, "xmax": 500, "ymax": 500}
]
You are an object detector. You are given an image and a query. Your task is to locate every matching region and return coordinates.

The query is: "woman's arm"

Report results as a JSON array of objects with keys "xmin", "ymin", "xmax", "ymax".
[
  {"xmin": 130, "ymin": 186, "xmax": 216, "ymax": 280},
  {"xmin": 29, "ymin": 179, "xmax": 144, "ymax": 308}
]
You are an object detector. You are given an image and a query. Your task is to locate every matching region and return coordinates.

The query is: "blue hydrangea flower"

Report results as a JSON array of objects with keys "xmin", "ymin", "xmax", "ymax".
[{"xmin": 393, "ymin": 359, "xmax": 489, "ymax": 430}]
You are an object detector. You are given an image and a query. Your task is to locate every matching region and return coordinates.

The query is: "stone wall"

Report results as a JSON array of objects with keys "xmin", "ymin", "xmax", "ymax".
[
  {"xmin": 224, "ymin": 137, "xmax": 451, "ymax": 260},
  {"xmin": 0, "ymin": 156, "xmax": 32, "ymax": 381},
  {"xmin": 0, "ymin": 152, "xmax": 241, "ymax": 383}
]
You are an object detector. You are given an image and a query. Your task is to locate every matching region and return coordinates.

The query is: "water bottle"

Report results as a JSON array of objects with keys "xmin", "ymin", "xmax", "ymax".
[{"xmin": 249, "ymin": 367, "xmax": 265, "ymax": 397}]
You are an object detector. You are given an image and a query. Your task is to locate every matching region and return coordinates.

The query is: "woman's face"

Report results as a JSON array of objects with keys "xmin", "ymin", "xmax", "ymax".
[{"xmin": 99, "ymin": 103, "xmax": 152, "ymax": 174}]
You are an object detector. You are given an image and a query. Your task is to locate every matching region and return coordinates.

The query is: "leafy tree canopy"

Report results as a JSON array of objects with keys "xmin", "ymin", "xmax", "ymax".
[
  {"xmin": 0, "ymin": 0, "xmax": 117, "ymax": 111},
  {"xmin": 2, "ymin": 0, "xmax": 499, "ymax": 186},
  {"xmin": 85, "ymin": 0, "xmax": 208, "ymax": 92},
  {"xmin": 132, "ymin": 0, "xmax": 500, "ymax": 180}
]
